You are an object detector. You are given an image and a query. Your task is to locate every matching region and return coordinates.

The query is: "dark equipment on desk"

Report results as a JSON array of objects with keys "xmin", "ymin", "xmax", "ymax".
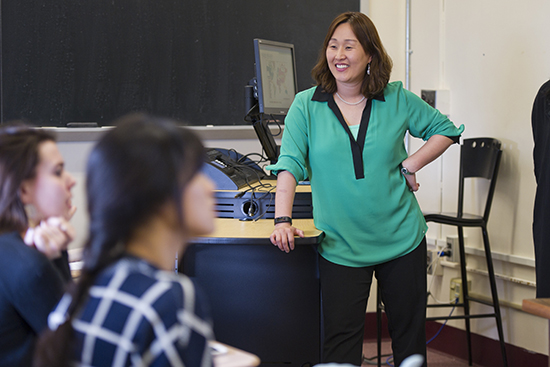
[
  {"xmin": 213, "ymin": 189, "xmax": 312, "ymax": 221},
  {"xmin": 202, "ymin": 147, "xmax": 312, "ymax": 221},
  {"xmin": 203, "ymin": 148, "xmax": 266, "ymax": 190}
]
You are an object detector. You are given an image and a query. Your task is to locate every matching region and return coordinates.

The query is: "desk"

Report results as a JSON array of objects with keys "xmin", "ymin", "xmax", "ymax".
[
  {"xmin": 182, "ymin": 218, "xmax": 324, "ymax": 367},
  {"xmin": 522, "ymin": 298, "xmax": 550, "ymax": 367}
]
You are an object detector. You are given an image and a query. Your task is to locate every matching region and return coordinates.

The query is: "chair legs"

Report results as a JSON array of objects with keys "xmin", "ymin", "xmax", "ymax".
[
  {"xmin": 480, "ymin": 226, "xmax": 508, "ymax": 367},
  {"xmin": 457, "ymin": 225, "xmax": 508, "ymax": 367},
  {"xmin": 457, "ymin": 227, "xmax": 473, "ymax": 366}
]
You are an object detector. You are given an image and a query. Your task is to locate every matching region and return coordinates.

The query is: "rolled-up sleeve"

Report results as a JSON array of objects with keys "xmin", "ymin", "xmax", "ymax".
[
  {"xmin": 265, "ymin": 93, "xmax": 310, "ymax": 182},
  {"xmin": 405, "ymin": 89, "xmax": 464, "ymax": 142}
]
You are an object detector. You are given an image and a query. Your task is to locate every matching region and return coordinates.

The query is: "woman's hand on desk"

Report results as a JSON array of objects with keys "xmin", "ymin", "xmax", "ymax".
[{"xmin": 270, "ymin": 223, "xmax": 304, "ymax": 253}]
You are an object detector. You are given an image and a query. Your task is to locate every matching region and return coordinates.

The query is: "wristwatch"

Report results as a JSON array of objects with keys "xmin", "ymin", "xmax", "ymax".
[
  {"xmin": 274, "ymin": 216, "xmax": 292, "ymax": 225},
  {"xmin": 401, "ymin": 166, "xmax": 414, "ymax": 175}
]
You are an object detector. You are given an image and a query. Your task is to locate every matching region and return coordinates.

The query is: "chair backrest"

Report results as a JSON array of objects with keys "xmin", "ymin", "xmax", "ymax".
[{"xmin": 457, "ymin": 138, "xmax": 502, "ymax": 220}]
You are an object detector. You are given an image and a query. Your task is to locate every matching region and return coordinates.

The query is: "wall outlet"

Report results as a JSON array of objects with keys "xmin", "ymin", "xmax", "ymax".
[
  {"xmin": 445, "ymin": 235, "xmax": 464, "ymax": 263},
  {"xmin": 450, "ymin": 277, "xmax": 471, "ymax": 303},
  {"xmin": 421, "ymin": 90, "xmax": 436, "ymax": 108},
  {"xmin": 421, "ymin": 89, "xmax": 450, "ymax": 115}
]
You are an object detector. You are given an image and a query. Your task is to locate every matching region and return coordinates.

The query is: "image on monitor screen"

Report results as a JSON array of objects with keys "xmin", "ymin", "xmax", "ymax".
[{"xmin": 253, "ymin": 39, "xmax": 298, "ymax": 116}]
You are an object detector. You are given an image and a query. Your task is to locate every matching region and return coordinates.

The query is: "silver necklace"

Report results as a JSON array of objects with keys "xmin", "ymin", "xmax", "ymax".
[{"xmin": 335, "ymin": 92, "xmax": 366, "ymax": 106}]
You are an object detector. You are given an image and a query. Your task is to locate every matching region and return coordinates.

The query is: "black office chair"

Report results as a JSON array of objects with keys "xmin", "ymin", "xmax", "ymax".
[{"xmin": 375, "ymin": 138, "xmax": 507, "ymax": 367}]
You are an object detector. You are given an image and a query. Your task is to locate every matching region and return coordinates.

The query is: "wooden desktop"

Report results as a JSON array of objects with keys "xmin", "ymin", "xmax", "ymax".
[{"xmin": 522, "ymin": 298, "xmax": 550, "ymax": 367}]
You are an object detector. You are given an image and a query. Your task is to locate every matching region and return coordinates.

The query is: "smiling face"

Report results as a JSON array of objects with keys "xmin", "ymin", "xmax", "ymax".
[
  {"xmin": 19, "ymin": 141, "xmax": 76, "ymax": 224},
  {"xmin": 326, "ymin": 22, "xmax": 372, "ymax": 89}
]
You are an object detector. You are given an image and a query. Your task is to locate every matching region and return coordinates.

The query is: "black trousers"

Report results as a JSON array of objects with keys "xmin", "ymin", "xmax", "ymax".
[{"xmin": 319, "ymin": 239, "xmax": 427, "ymax": 367}]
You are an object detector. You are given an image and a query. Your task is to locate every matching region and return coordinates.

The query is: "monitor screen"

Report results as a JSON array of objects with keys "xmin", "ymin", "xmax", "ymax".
[{"xmin": 253, "ymin": 39, "xmax": 298, "ymax": 116}]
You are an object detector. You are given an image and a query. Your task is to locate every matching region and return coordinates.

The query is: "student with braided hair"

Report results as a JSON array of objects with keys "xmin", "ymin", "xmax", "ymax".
[{"xmin": 34, "ymin": 114, "xmax": 217, "ymax": 367}]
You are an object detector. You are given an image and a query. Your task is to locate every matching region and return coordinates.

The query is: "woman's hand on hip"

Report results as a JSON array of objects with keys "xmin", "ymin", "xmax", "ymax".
[
  {"xmin": 270, "ymin": 223, "xmax": 304, "ymax": 253},
  {"xmin": 403, "ymin": 172, "xmax": 420, "ymax": 192}
]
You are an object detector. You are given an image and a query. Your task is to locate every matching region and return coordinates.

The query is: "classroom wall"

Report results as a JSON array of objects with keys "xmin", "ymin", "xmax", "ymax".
[
  {"xmin": 56, "ymin": 0, "xmax": 550, "ymax": 357},
  {"xmin": 365, "ymin": 0, "xmax": 550, "ymax": 355}
]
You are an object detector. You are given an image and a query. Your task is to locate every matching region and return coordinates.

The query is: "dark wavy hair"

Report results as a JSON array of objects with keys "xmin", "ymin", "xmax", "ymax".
[
  {"xmin": 33, "ymin": 113, "xmax": 206, "ymax": 367},
  {"xmin": 0, "ymin": 124, "xmax": 56, "ymax": 234},
  {"xmin": 311, "ymin": 11, "xmax": 393, "ymax": 98}
]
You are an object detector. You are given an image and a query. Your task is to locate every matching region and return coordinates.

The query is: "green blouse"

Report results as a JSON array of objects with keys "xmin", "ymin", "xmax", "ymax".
[{"xmin": 267, "ymin": 81, "xmax": 464, "ymax": 267}]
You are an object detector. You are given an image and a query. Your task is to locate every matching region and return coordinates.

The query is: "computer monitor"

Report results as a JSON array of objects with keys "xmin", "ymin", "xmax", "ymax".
[
  {"xmin": 245, "ymin": 39, "xmax": 298, "ymax": 165},
  {"xmin": 253, "ymin": 39, "xmax": 298, "ymax": 115}
]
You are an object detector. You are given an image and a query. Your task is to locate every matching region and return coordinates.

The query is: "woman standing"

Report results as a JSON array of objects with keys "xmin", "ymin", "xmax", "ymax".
[
  {"xmin": 268, "ymin": 12, "xmax": 464, "ymax": 367},
  {"xmin": 34, "ymin": 114, "xmax": 216, "ymax": 367},
  {"xmin": 0, "ymin": 126, "xmax": 76, "ymax": 366}
]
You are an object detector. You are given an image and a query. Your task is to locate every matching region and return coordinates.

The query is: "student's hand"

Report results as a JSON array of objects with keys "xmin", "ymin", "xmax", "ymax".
[
  {"xmin": 270, "ymin": 223, "xmax": 304, "ymax": 253},
  {"xmin": 24, "ymin": 207, "xmax": 77, "ymax": 259}
]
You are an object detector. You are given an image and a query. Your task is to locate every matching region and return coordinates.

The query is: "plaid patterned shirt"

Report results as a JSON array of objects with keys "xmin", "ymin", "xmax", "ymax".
[{"xmin": 49, "ymin": 256, "xmax": 214, "ymax": 367}]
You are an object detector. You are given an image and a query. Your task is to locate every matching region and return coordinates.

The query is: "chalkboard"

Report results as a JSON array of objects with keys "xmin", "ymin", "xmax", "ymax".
[{"xmin": 0, "ymin": 1, "xmax": 359, "ymax": 126}]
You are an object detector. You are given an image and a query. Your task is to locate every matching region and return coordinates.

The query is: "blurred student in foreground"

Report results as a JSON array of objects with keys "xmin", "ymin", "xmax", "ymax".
[
  {"xmin": 0, "ymin": 125, "xmax": 76, "ymax": 366},
  {"xmin": 34, "ymin": 114, "xmax": 217, "ymax": 367}
]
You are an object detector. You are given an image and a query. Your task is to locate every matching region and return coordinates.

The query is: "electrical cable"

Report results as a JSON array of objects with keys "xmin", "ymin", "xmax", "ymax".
[
  {"xmin": 427, "ymin": 254, "xmax": 445, "ymax": 303},
  {"xmin": 238, "ymin": 152, "xmax": 268, "ymax": 165},
  {"xmin": 267, "ymin": 113, "xmax": 283, "ymax": 137},
  {"xmin": 427, "ymin": 250, "xmax": 458, "ymax": 305},
  {"xmin": 363, "ymin": 353, "xmax": 393, "ymax": 366},
  {"xmin": 426, "ymin": 298, "xmax": 458, "ymax": 345},
  {"xmin": 253, "ymin": 186, "xmax": 276, "ymax": 221},
  {"xmin": 248, "ymin": 191, "xmax": 256, "ymax": 217}
]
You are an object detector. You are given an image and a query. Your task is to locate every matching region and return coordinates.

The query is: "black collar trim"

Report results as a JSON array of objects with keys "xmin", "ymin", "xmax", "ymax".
[
  {"xmin": 311, "ymin": 85, "xmax": 386, "ymax": 103},
  {"xmin": 312, "ymin": 86, "xmax": 385, "ymax": 180}
]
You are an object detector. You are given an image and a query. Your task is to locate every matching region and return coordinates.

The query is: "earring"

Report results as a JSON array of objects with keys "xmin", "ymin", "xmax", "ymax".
[{"xmin": 367, "ymin": 63, "xmax": 371, "ymax": 76}]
